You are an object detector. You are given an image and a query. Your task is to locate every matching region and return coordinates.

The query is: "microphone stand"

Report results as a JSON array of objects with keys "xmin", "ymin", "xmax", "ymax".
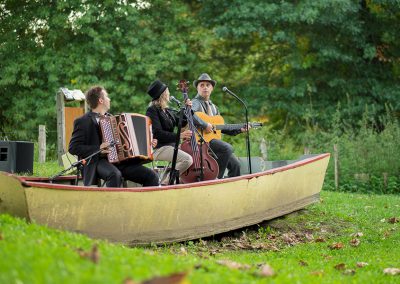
[
  {"xmin": 49, "ymin": 142, "xmax": 115, "ymax": 185},
  {"xmin": 169, "ymin": 105, "xmax": 184, "ymax": 185},
  {"xmin": 222, "ymin": 87, "xmax": 252, "ymax": 174}
]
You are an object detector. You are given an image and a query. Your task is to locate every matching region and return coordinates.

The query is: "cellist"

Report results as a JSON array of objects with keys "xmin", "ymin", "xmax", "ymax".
[{"xmin": 146, "ymin": 80, "xmax": 193, "ymax": 185}]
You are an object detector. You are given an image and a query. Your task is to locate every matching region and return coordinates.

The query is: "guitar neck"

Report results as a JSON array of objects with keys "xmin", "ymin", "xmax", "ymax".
[{"xmin": 215, "ymin": 123, "xmax": 246, "ymax": 131}]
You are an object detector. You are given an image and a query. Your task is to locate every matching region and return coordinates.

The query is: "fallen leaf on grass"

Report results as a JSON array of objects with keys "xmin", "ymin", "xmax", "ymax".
[
  {"xmin": 76, "ymin": 244, "xmax": 100, "ymax": 264},
  {"xmin": 231, "ymin": 241, "xmax": 253, "ymax": 250},
  {"xmin": 216, "ymin": 260, "xmax": 251, "ymax": 270},
  {"xmin": 334, "ymin": 263, "xmax": 346, "ymax": 270},
  {"xmin": 257, "ymin": 264, "xmax": 275, "ymax": 277},
  {"xmin": 322, "ymin": 254, "xmax": 332, "ymax": 260},
  {"xmin": 383, "ymin": 230, "xmax": 392, "ymax": 238},
  {"xmin": 304, "ymin": 233, "xmax": 314, "ymax": 241},
  {"xmin": 329, "ymin": 242, "xmax": 344, "ymax": 250},
  {"xmin": 315, "ymin": 237, "xmax": 326, "ymax": 243},
  {"xmin": 343, "ymin": 269, "xmax": 356, "ymax": 275},
  {"xmin": 310, "ymin": 270, "xmax": 324, "ymax": 276},
  {"xmin": 350, "ymin": 232, "xmax": 363, "ymax": 238},
  {"xmin": 356, "ymin": 262, "xmax": 369, "ymax": 268},
  {"xmin": 222, "ymin": 239, "xmax": 279, "ymax": 251},
  {"xmin": 388, "ymin": 217, "xmax": 399, "ymax": 224},
  {"xmin": 142, "ymin": 272, "xmax": 188, "ymax": 284},
  {"xmin": 179, "ymin": 247, "xmax": 187, "ymax": 255},
  {"xmin": 383, "ymin": 268, "xmax": 400, "ymax": 275},
  {"xmin": 299, "ymin": 260, "xmax": 308, "ymax": 266},
  {"xmin": 350, "ymin": 238, "xmax": 361, "ymax": 247}
]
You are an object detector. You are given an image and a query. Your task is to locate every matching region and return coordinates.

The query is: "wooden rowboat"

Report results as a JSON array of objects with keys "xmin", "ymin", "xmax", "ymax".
[{"xmin": 0, "ymin": 153, "xmax": 330, "ymax": 245}]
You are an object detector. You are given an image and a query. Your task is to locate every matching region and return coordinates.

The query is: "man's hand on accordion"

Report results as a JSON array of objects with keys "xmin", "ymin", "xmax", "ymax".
[{"xmin": 100, "ymin": 142, "xmax": 111, "ymax": 154}]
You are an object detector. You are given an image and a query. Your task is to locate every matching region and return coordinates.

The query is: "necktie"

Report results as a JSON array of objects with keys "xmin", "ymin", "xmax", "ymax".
[{"xmin": 206, "ymin": 101, "xmax": 213, "ymax": 116}]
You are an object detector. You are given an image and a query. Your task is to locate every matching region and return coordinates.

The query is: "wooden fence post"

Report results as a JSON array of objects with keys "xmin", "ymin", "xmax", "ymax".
[
  {"xmin": 383, "ymin": 172, "xmax": 388, "ymax": 188},
  {"xmin": 38, "ymin": 125, "xmax": 46, "ymax": 163},
  {"xmin": 260, "ymin": 138, "xmax": 268, "ymax": 162},
  {"xmin": 334, "ymin": 144, "xmax": 339, "ymax": 190}
]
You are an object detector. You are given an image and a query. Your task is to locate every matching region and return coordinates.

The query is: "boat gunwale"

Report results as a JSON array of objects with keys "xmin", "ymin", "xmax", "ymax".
[{"xmin": 9, "ymin": 153, "xmax": 330, "ymax": 192}]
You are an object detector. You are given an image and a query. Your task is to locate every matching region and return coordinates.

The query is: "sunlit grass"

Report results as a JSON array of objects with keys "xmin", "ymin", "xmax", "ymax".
[{"xmin": 0, "ymin": 191, "xmax": 399, "ymax": 283}]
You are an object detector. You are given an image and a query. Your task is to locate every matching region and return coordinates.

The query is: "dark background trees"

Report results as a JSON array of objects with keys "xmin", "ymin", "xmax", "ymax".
[{"xmin": 1, "ymin": 0, "xmax": 399, "ymax": 146}]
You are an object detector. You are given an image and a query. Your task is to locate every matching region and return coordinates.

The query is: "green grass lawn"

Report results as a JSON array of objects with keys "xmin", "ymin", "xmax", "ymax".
[{"xmin": 0, "ymin": 190, "xmax": 399, "ymax": 284}]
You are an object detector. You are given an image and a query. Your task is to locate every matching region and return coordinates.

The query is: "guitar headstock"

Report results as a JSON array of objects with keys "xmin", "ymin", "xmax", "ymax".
[{"xmin": 177, "ymin": 80, "xmax": 189, "ymax": 93}]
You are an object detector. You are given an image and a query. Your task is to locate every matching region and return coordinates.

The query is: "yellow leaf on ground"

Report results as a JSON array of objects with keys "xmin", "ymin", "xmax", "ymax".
[{"xmin": 383, "ymin": 268, "xmax": 400, "ymax": 275}]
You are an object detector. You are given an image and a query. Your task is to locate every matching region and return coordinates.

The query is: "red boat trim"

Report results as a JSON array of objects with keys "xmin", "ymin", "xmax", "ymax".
[{"xmin": 18, "ymin": 153, "xmax": 330, "ymax": 192}]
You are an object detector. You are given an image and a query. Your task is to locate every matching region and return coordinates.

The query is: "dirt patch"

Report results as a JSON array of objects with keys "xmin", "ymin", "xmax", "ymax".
[{"xmin": 174, "ymin": 208, "xmax": 354, "ymax": 254}]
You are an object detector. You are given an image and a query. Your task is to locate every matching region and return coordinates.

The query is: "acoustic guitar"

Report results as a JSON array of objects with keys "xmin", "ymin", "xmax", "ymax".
[{"xmin": 194, "ymin": 112, "xmax": 263, "ymax": 142}]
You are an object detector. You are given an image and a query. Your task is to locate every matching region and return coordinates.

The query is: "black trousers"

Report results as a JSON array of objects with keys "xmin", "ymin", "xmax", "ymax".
[
  {"xmin": 209, "ymin": 139, "xmax": 240, "ymax": 178},
  {"xmin": 96, "ymin": 159, "xmax": 159, "ymax": 187}
]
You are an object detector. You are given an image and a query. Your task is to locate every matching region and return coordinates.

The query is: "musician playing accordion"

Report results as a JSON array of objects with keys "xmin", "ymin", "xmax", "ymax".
[{"xmin": 69, "ymin": 86, "xmax": 159, "ymax": 187}]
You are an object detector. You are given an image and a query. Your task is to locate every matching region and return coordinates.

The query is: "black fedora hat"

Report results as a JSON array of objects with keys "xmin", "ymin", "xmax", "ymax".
[
  {"xmin": 147, "ymin": 80, "xmax": 168, "ymax": 100},
  {"xmin": 193, "ymin": 73, "xmax": 217, "ymax": 88}
]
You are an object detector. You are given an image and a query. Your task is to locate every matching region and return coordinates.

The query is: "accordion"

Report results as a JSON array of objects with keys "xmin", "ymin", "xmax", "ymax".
[{"xmin": 99, "ymin": 113, "xmax": 153, "ymax": 163}]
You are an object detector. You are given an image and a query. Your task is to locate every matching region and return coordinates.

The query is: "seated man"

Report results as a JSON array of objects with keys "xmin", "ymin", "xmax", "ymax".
[
  {"xmin": 192, "ymin": 73, "xmax": 248, "ymax": 178},
  {"xmin": 69, "ymin": 86, "xmax": 159, "ymax": 187}
]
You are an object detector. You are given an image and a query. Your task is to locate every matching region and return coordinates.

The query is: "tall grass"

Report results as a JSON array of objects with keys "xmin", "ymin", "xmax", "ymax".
[{"xmin": 227, "ymin": 105, "xmax": 400, "ymax": 194}]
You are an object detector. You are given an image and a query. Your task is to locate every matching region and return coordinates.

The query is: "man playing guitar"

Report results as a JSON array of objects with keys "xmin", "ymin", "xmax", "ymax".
[{"xmin": 192, "ymin": 73, "xmax": 249, "ymax": 179}]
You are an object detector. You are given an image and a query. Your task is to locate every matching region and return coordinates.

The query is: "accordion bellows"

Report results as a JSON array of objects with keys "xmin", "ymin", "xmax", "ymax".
[{"xmin": 99, "ymin": 113, "xmax": 153, "ymax": 163}]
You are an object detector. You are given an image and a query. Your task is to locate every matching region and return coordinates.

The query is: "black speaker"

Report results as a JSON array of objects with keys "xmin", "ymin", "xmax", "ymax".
[{"xmin": 0, "ymin": 141, "xmax": 34, "ymax": 174}]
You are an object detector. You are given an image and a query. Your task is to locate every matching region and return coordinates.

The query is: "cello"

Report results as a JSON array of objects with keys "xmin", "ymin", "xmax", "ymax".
[{"xmin": 177, "ymin": 80, "xmax": 219, "ymax": 183}]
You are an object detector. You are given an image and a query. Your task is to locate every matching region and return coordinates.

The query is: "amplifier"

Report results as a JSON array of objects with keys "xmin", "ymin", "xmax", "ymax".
[{"xmin": 0, "ymin": 141, "xmax": 34, "ymax": 174}]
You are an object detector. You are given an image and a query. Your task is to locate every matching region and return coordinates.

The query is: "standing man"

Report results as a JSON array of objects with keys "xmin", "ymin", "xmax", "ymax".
[
  {"xmin": 69, "ymin": 86, "xmax": 159, "ymax": 187},
  {"xmin": 192, "ymin": 73, "xmax": 247, "ymax": 178}
]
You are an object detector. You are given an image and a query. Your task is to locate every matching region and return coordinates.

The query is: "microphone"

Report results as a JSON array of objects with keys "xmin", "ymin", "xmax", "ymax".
[
  {"xmin": 222, "ymin": 86, "xmax": 237, "ymax": 98},
  {"xmin": 170, "ymin": 96, "xmax": 182, "ymax": 107},
  {"xmin": 222, "ymin": 86, "xmax": 244, "ymax": 103}
]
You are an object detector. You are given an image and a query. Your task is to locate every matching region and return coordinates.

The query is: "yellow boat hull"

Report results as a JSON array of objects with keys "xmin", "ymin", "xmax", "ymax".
[{"xmin": 0, "ymin": 154, "xmax": 330, "ymax": 244}]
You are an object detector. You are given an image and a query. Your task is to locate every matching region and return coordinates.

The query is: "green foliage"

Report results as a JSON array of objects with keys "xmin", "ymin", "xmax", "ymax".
[
  {"xmin": 0, "ymin": 0, "xmax": 206, "ymax": 142},
  {"xmin": 195, "ymin": 0, "xmax": 400, "ymax": 133},
  {"xmin": 1, "ymin": 191, "xmax": 399, "ymax": 283},
  {"xmin": 1, "ymin": 0, "xmax": 399, "ymax": 144}
]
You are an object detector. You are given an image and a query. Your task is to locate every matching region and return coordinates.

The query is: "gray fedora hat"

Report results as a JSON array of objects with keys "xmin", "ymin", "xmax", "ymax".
[{"xmin": 193, "ymin": 73, "xmax": 217, "ymax": 88}]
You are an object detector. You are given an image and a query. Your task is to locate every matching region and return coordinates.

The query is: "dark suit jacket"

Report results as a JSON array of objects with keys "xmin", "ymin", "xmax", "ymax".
[
  {"xmin": 68, "ymin": 112, "xmax": 103, "ymax": 186},
  {"xmin": 146, "ymin": 105, "xmax": 187, "ymax": 149}
]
